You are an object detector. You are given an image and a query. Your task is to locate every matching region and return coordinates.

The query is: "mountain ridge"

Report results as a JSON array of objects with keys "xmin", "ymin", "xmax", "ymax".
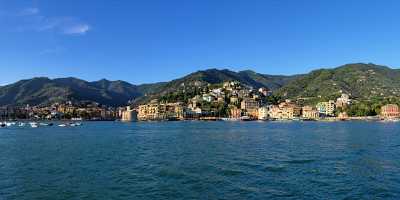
[{"xmin": 1, "ymin": 63, "xmax": 399, "ymax": 107}]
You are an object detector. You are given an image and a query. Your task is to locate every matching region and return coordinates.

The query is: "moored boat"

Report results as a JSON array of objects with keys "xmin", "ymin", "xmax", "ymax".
[{"xmin": 30, "ymin": 122, "xmax": 38, "ymax": 128}]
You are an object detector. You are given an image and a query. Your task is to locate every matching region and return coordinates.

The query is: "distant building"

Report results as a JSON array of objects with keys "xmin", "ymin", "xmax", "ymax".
[
  {"xmin": 336, "ymin": 94, "xmax": 351, "ymax": 108},
  {"xmin": 230, "ymin": 107, "xmax": 242, "ymax": 119},
  {"xmin": 302, "ymin": 106, "xmax": 319, "ymax": 120},
  {"xmin": 268, "ymin": 105, "xmax": 283, "ymax": 119},
  {"xmin": 138, "ymin": 104, "xmax": 164, "ymax": 120},
  {"xmin": 230, "ymin": 96, "xmax": 239, "ymax": 104},
  {"xmin": 258, "ymin": 107, "xmax": 269, "ymax": 120},
  {"xmin": 316, "ymin": 100, "xmax": 336, "ymax": 116},
  {"xmin": 281, "ymin": 105, "xmax": 301, "ymax": 119},
  {"xmin": 258, "ymin": 87, "xmax": 272, "ymax": 96},
  {"xmin": 381, "ymin": 104, "xmax": 400, "ymax": 118},
  {"xmin": 241, "ymin": 98, "xmax": 259, "ymax": 118},
  {"xmin": 202, "ymin": 94, "xmax": 215, "ymax": 102}
]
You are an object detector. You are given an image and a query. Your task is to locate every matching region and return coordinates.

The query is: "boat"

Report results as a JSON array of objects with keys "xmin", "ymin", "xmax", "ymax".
[
  {"xmin": 18, "ymin": 122, "xmax": 26, "ymax": 127},
  {"xmin": 69, "ymin": 122, "xmax": 83, "ymax": 127},
  {"xmin": 221, "ymin": 118, "xmax": 239, "ymax": 121},
  {"xmin": 30, "ymin": 122, "xmax": 38, "ymax": 128},
  {"xmin": 58, "ymin": 124, "xmax": 67, "ymax": 127},
  {"xmin": 5, "ymin": 122, "xmax": 13, "ymax": 127},
  {"xmin": 240, "ymin": 116, "xmax": 252, "ymax": 121},
  {"xmin": 39, "ymin": 123, "xmax": 54, "ymax": 126}
]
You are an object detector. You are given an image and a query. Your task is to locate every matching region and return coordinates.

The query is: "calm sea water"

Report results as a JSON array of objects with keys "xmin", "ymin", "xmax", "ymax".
[{"xmin": 0, "ymin": 121, "xmax": 400, "ymax": 200}]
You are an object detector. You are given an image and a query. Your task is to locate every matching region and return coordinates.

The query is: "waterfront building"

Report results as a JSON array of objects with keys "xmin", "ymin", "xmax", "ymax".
[
  {"xmin": 268, "ymin": 105, "xmax": 283, "ymax": 119},
  {"xmin": 276, "ymin": 100, "xmax": 301, "ymax": 119},
  {"xmin": 316, "ymin": 100, "xmax": 336, "ymax": 116},
  {"xmin": 121, "ymin": 106, "xmax": 138, "ymax": 122},
  {"xmin": 138, "ymin": 103, "xmax": 184, "ymax": 121},
  {"xmin": 230, "ymin": 107, "xmax": 242, "ymax": 119},
  {"xmin": 281, "ymin": 105, "xmax": 301, "ymax": 119},
  {"xmin": 302, "ymin": 106, "xmax": 319, "ymax": 120},
  {"xmin": 183, "ymin": 108, "xmax": 198, "ymax": 119},
  {"xmin": 241, "ymin": 98, "xmax": 259, "ymax": 118},
  {"xmin": 258, "ymin": 107, "xmax": 269, "ymax": 120},
  {"xmin": 241, "ymin": 98, "xmax": 259, "ymax": 112},
  {"xmin": 381, "ymin": 104, "xmax": 400, "ymax": 118},
  {"xmin": 138, "ymin": 104, "xmax": 162, "ymax": 120}
]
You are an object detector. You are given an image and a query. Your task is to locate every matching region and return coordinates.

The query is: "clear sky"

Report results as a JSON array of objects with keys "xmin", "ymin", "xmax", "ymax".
[{"xmin": 1, "ymin": 0, "xmax": 400, "ymax": 85}]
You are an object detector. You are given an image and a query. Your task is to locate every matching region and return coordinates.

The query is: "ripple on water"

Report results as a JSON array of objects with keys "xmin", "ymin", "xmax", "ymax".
[
  {"xmin": 156, "ymin": 168, "xmax": 187, "ymax": 180},
  {"xmin": 264, "ymin": 164, "xmax": 287, "ymax": 173},
  {"xmin": 284, "ymin": 159, "xmax": 316, "ymax": 164},
  {"xmin": 219, "ymin": 168, "xmax": 246, "ymax": 176}
]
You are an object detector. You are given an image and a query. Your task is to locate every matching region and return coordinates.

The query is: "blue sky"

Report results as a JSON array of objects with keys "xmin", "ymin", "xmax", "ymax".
[{"xmin": 1, "ymin": 0, "xmax": 400, "ymax": 85}]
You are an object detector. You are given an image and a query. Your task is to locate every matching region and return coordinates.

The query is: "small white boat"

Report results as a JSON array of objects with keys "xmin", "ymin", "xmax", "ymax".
[
  {"xmin": 39, "ymin": 123, "xmax": 52, "ymax": 126},
  {"xmin": 29, "ymin": 122, "xmax": 38, "ymax": 128},
  {"xmin": 69, "ymin": 122, "xmax": 83, "ymax": 127},
  {"xmin": 6, "ymin": 122, "xmax": 13, "ymax": 127},
  {"xmin": 58, "ymin": 124, "xmax": 67, "ymax": 127},
  {"xmin": 18, "ymin": 122, "xmax": 25, "ymax": 127}
]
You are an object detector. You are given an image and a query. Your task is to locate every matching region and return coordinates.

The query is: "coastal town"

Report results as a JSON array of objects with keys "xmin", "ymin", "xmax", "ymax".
[
  {"xmin": 1, "ymin": 81, "xmax": 399, "ymax": 123},
  {"xmin": 120, "ymin": 81, "xmax": 399, "ymax": 122}
]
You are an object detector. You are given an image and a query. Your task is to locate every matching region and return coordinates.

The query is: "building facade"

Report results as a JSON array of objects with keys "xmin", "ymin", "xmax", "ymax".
[
  {"xmin": 381, "ymin": 104, "xmax": 400, "ymax": 118},
  {"xmin": 121, "ymin": 106, "xmax": 138, "ymax": 122},
  {"xmin": 258, "ymin": 107, "xmax": 269, "ymax": 120},
  {"xmin": 302, "ymin": 106, "xmax": 319, "ymax": 120},
  {"xmin": 316, "ymin": 100, "xmax": 336, "ymax": 116}
]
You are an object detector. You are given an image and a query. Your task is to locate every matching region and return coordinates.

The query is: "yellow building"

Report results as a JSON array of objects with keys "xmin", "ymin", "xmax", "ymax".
[
  {"xmin": 268, "ymin": 105, "xmax": 283, "ymax": 119},
  {"xmin": 138, "ymin": 103, "xmax": 183, "ymax": 121},
  {"xmin": 302, "ymin": 106, "xmax": 319, "ymax": 120}
]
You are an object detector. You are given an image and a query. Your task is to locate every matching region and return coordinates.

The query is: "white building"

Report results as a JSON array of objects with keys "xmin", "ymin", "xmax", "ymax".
[{"xmin": 258, "ymin": 107, "xmax": 269, "ymax": 120}]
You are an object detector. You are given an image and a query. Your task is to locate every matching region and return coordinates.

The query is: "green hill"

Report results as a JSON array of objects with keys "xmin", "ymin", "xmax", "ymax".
[
  {"xmin": 276, "ymin": 63, "xmax": 400, "ymax": 102},
  {"xmin": 0, "ymin": 77, "xmax": 143, "ymax": 106},
  {"xmin": 131, "ymin": 68, "xmax": 298, "ymax": 104},
  {"xmin": 1, "ymin": 63, "xmax": 400, "ymax": 107}
]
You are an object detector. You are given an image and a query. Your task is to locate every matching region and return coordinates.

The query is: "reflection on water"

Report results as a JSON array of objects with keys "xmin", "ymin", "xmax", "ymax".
[{"xmin": 0, "ymin": 121, "xmax": 400, "ymax": 199}]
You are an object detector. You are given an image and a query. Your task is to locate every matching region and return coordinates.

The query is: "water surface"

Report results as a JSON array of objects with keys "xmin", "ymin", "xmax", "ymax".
[{"xmin": 1, "ymin": 121, "xmax": 399, "ymax": 199}]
